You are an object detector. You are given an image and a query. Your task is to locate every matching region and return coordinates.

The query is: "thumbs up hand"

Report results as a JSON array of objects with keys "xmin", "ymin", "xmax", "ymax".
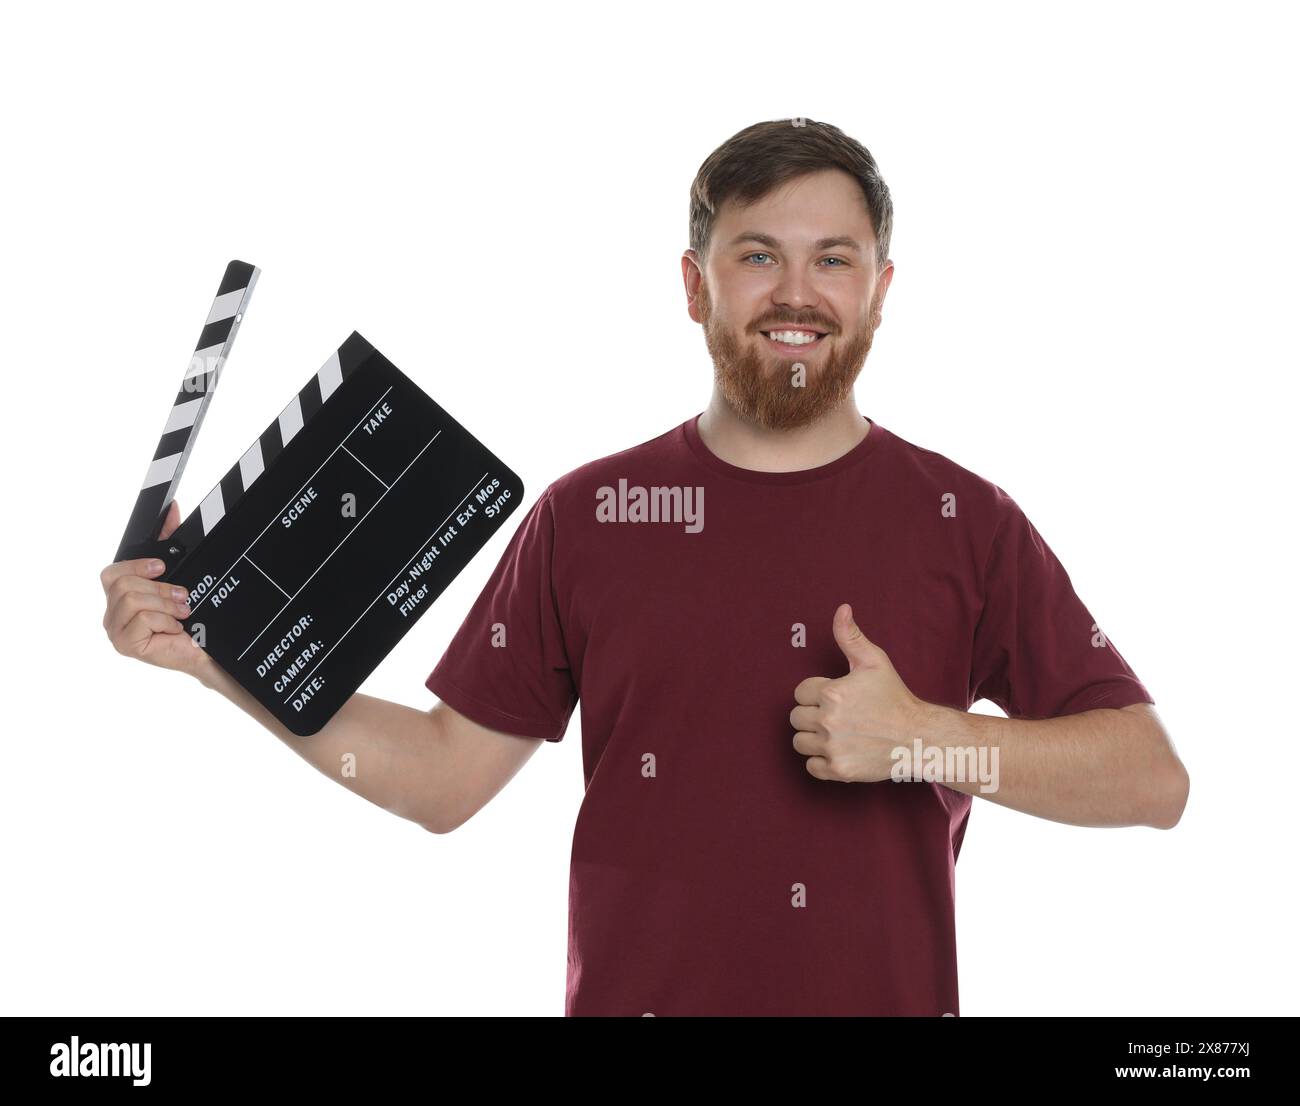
[{"xmin": 790, "ymin": 604, "xmax": 928, "ymax": 783}]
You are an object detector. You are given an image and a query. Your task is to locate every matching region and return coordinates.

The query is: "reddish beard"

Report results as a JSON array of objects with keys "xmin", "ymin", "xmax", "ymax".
[{"xmin": 697, "ymin": 280, "xmax": 877, "ymax": 431}]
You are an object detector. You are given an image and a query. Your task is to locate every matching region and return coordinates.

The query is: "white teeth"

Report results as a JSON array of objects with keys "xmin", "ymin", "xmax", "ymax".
[{"xmin": 766, "ymin": 330, "xmax": 820, "ymax": 345}]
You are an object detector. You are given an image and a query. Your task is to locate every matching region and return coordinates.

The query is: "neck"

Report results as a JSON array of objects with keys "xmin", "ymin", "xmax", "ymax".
[{"xmin": 696, "ymin": 392, "xmax": 870, "ymax": 473}]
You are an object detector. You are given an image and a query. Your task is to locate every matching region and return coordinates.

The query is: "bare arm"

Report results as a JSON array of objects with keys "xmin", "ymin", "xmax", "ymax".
[
  {"xmin": 196, "ymin": 662, "xmax": 542, "ymax": 833},
  {"xmin": 101, "ymin": 501, "xmax": 544, "ymax": 835},
  {"xmin": 915, "ymin": 701, "xmax": 1189, "ymax": 829}
]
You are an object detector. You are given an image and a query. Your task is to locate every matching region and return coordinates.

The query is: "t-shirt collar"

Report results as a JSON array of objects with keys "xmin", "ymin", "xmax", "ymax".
[{"xmin": 682, "ymin": 412, "xmax": 887, "ymax": 485}]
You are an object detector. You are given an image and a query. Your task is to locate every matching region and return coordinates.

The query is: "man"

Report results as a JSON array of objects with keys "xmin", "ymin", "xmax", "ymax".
[{"xmin": 100, "ymin": 118, "xmax": 1188, "ymax": 1016}]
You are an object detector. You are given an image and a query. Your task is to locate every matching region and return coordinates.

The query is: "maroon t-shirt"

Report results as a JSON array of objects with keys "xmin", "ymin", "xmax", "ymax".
[{"xmin": 425, "ymin": 414, "xmax": 1153, "ymax": 1016}]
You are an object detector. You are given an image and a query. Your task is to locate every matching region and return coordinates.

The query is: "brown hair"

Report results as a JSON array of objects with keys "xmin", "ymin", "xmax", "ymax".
[{"xmin": 689, "ymin": 118, "xmax": 893, "ymax": 271}]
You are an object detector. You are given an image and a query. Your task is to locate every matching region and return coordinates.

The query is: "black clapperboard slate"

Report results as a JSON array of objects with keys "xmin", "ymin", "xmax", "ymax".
[{"xmin": 115, "ymin": 261, "xmax": 523, "ymax": 735}]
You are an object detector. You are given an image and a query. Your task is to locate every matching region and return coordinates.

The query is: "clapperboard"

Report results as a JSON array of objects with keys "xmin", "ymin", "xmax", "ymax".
[{"xmin": 115, "ymin": 260, "xmax": 524, "ymax": 735}]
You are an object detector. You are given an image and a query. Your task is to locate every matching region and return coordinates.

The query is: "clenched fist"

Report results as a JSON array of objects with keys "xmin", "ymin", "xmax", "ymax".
[
  {"xmin": 100, "ymin": 500, "xmax": 214, "ymax": 680},
  {"xmin": 791, "ymin": 604, "xmax": 928, "ymax": 783}
]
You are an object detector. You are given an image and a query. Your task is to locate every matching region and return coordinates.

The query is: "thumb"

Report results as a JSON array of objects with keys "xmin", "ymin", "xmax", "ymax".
[
  {"xmin": 158, "ymin": 499, "xmax": 181, "ymax": 541},
  {"xmin": 833, "ymin": 603, "xmax": 878, "ymax": 670}
]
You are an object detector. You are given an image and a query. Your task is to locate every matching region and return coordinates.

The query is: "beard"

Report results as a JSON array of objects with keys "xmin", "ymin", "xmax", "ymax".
[{"xmin": 697, "ymin": 280, "xmax": 878, "ymax": 431}]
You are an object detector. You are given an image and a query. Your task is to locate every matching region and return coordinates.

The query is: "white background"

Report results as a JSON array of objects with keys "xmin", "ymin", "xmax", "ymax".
[{"xmin": 2, "ymin": 0, "xmax": 1295, "ymax": 1016}]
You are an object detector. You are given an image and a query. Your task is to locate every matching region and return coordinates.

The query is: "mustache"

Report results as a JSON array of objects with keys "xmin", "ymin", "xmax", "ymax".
[{"xmin": 751, "ymin": 319, "xmax": 836, "ymax": 334}]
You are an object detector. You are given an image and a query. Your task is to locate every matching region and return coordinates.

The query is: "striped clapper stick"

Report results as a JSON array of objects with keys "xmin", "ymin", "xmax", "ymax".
[
  {"xmin": 114, "ymin": 260, "xmax": 259, "ymax": 566},
  {"xmin": 166, "ymin": 338, "xmax": 364, "ymax": 555}
]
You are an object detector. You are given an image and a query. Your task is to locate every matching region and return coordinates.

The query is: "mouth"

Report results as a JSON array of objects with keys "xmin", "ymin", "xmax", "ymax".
[{"xmin": 760, "ymin": 327, "xmax": 829, "ymax": 354}]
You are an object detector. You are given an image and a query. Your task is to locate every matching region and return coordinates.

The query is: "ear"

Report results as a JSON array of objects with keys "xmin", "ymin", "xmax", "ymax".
[{"xmin": 682, "ymin": 251, "xmax": 706, "ymax": 324}]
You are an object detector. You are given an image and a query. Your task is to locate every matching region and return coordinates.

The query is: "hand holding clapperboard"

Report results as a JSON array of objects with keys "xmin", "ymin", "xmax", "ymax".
[{"xmin": 113, "ymin": 261, "xmax": 524, "ymax": 735}]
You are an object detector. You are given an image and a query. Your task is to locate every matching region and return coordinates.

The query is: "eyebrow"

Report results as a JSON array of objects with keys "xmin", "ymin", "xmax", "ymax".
[{"xmin": 727, "ymin": 231, "xmax": 865, "ymax": 255}]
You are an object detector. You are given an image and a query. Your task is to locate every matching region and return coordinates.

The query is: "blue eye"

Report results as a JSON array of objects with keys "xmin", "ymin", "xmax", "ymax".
[{"xmin": 743, "ymin": 253, "xmax": 848, "ymax": 267}]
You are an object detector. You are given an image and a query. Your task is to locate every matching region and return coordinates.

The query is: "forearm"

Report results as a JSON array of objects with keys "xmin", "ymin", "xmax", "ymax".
[
  {"xmin": 196, "ymin": 661, "xmax": 447, "ymax": 828},
  {"xmin": 913, "ymin": 702, "xmax": 1186, "ymax": 829}
]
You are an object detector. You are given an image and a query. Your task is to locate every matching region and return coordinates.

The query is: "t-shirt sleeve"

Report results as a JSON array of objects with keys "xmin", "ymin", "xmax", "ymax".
[
  {"xmin": 969, "ymin": 493, "xmax": 1154, "ymax": 719},
  {"xmin": 425, "ymin": 487, "xmax": 577, "ymax": 742}
]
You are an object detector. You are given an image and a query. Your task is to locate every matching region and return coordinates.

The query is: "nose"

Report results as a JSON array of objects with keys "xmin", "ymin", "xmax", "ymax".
[{"xmin": 771, "ymin": 266, "xmax": 819, "ymax": 314}]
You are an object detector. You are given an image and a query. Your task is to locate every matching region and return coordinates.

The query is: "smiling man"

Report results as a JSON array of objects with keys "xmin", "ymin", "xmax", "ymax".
[
  {"xmin": 693, "ymin": 172, "xmax": 885, "ymax": 436},
  {"xmin": 423, "ymin": 118, "xmax": 1187, "ymax": 1015},
  {"xmin": 101, "ymin": 118, "xmax": 1188, "ymax": 1017}
]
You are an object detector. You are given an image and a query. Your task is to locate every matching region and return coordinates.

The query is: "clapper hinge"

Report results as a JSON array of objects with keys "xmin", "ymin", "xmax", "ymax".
[{"xmin": 117, "ymin": 538, "xmax": 187, "ymax": 576}]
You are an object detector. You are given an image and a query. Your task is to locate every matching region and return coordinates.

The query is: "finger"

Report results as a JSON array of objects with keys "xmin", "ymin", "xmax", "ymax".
[
  {"xmin": 107, "ymin": 588, "xmax": 186, "ymax": 641},
  {"xmin": 106, "ymin": 581, "xmax": 192, "ymax": 640},
  {"xmin": 804, "ymin": 755, "xmax": 833, "ymax": 781},
  {"xmin": 106, "ymin": 577, "xmax": 192, "ymax": 638},
  {"xmin": 107, "ymin": 573, "xmax": 190, "ymax": 600},
  {"xmin": 794, "ymin": 675, "xmax": 832, "ymax": 706},
  {"xmin": 833, "ymin": 603, "xmax": 879, "ymax": 671},
  {"xmin": 792, "ymin": 730, "xmax": 826, "ymax": 758},
  {"xmin": 158, "ymin": 499, "xmax": 181, "ymax": 541},
  {"xmin": 113, "ymin": 609, "xmax": 187, "ymax": 656},
  {"xmin": 100, "ymin": 556, "xmax": 168, "ymax": 595},
  {"xmin": 789, "ymin": 704, "xmax": 822, "ymax": 732}
]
